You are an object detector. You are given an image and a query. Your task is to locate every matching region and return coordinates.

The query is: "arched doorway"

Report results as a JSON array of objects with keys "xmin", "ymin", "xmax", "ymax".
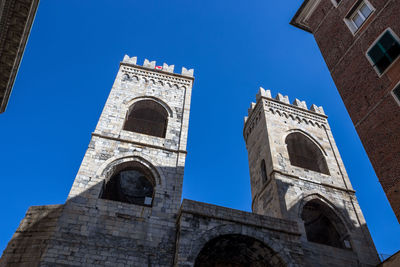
[{"xmin": 194, "ymin": 234, "xmax": 286, "ymax": 267}]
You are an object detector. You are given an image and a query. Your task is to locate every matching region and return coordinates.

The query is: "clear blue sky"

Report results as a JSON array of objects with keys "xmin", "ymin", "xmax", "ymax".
[{"xmin": 1, "ymin": 0, "xmax": 399, "ymax": 257}]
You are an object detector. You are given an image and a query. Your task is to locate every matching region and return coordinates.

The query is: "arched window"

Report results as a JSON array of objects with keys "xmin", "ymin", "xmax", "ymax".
[
  {"xmin": 301, "ymin": 200, "xmax": 350, "ymax": 249},
  {"xmin": 195, "ymin": 234, "xmax": 285, "ymax": 267},
  {"xmin": 123, "ymin": 100, "xmax": 168, "ymax": 138},
  {"xmin": 260, "ymin": 159, "xmax": 268, "ymax": 182},
  {"xmin": 285, "ymin": 132, "xmax": 329, "ymax": 175},
  {"xmin": 100, "ymin": 163, "xmax": 155, "ymax": 206}
]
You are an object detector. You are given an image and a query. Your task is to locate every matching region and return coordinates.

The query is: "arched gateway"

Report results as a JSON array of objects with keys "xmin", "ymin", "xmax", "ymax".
[{"xmin": 194, "ymin": 234, "xmax": 286, "ymax": 267}]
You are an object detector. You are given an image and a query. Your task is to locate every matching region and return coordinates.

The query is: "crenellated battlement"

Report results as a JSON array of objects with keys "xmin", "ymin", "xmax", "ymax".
[
  {"xmin": 245, "ymin": 87, "xmax": 326, "ymax": 121},
  {"xmin": 244, "ymin": 87, "xmax": 328, "ymax": 140},
  {"xmin": 121, "ymin": 55, "xmax": 194, "ymax": 78},
  {"xmin": 254, "ymin": 87, "xmax": 324, "ymax": 115}
]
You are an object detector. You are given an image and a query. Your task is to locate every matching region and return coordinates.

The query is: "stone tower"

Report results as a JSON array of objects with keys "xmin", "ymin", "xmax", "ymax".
[
  {"xmin": 2, "ymin": 58, "xmax": 383, "ymax": 266},
  {"xmin": 243, "ymin": 88, "xmax": 380, "ymax": 266},
  {"xmin": 0, "ymin": 55, "xmax": 194, "ymax": 266}
]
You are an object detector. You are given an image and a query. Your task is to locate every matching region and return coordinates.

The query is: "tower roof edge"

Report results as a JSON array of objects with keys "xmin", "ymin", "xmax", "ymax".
[{"xmin": 121, "ymin": 55, "xmax": 195, "ymax": 79}]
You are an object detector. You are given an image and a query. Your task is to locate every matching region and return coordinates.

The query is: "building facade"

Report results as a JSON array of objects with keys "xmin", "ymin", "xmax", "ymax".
[
  {"xmin": 1, "ymin": 56, "xmax": 379, "ymax": 266},
  {"xmin": 291, "ymin": 0, "xmax": 400, "ymax": 222},
  {"xmin": 0, "ymin": 0, "xmax": 40, "ymax": 113}
]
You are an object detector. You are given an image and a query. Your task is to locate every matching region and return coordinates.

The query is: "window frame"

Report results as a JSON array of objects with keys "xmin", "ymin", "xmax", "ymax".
[
  {"xmin": 366, "ymin": 28, "xmax": 400, "ymax": 77},
  {"xmin": 330, "ymin": 0, "xmax": 342, "ymax": 8},
  {"xmin": 344, "ymin": 0, "xmax": 374, "ymax": 35},
  {"xmin": 391, "ymin": 82, "xmax": 400, "ymax": 106}
]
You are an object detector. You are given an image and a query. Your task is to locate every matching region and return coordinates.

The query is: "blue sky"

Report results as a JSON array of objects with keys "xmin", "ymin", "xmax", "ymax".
[{"xmin": 0, "ymin": 0, "xmax": 399, "ymax": 257}]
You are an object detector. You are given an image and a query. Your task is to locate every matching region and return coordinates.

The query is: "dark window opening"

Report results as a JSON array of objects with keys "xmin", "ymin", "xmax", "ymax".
[
  {"xmin": 195, "ymin": 234, "xmax": 285, "ymax": 267},
  {"xmin": 260, "ymin": 159, "xmax": 268, "ymax": 182},
  {"xmin": 124, "ymin": 100, "xmax": 168, "ymax": 138},
  {"xmin": 368, "ymin": 31, "xmax": 400, "ymax": 74},
  {"xmin": 301, "ymin": 200, "xmax": 349, "ymax": 249},
  {"xmin": 101, "ymin": 166, "xmax": 154, "ymax": 206},
  {"xmin": 285, "ymin": 132, "xmax": 330, "ymax": 175}
]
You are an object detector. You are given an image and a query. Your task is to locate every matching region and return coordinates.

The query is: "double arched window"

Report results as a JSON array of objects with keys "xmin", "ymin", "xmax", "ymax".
[
  {"xmin": 285, "ymin": 132, "xmax": 329, "ymax": 175},
  {"xmin": 123, "ymin": 100, "xmax": 168, "ymax": 138},
  {"xmin": 100, "ymin": 162, "xmax": 155, "ymax": 206}
]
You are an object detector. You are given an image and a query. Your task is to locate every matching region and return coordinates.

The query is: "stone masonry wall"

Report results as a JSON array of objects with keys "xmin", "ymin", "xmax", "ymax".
[
  {"xmin": 244, "ymin": 88, "xmax": 380, "ymax": 266},
  {"xmin": 17, "ymin": 56, "xmax": 195, "ymax": 266},
  {"xmin": 0, "ymin": 205, "xmax": 64, "ymax": 267},
  {"xmin": 175, "ymin": 199, "xmax": 305, "ymax": 266}
]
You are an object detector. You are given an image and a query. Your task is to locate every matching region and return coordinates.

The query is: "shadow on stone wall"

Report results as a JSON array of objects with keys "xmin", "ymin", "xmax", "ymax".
[
  {"xmin": 282, "ymin": 181, "xmax": 381, "ymax": 267},
  {"xmin": 0, "ymin": 163, "xmax": 184, "ymax": 267},
  {"xmin": 0, "ymin": 169, "xmax": 381, "ymax": 267},
  {"xmin": 0, "ymin": 205, "xmax": 64, "ymax": 266}
]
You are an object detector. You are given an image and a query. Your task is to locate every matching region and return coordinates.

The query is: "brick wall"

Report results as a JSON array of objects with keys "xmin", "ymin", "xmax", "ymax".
[{"xmin": 293, "ymin": 0, "xmax": 400, "ymax": 222}]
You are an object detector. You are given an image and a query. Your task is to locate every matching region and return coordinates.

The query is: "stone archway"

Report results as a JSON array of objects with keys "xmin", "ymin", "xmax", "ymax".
[{"xmin": 194, "ymin": 234, "xmax": 286, "ymax": 267}]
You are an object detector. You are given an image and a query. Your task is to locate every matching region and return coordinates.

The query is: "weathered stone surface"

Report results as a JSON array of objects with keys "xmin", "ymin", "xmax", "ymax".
[
  {"xmin": 380, "ymin": 251, "xmax": 400, "ymax": 267},
  {"xmin": 176, "ymin": 199, "xmax": 304, "ymax": 267},
  {"xmin": 244, "ymin": 90, "xmax": 380, "ymax": 266},
  {"xmin": 0, "ymin": 205, "xmax": 64, "ymax": 266},
  {"xmin": 1, "ymin": 58, "xmax": 381, "ymax": 266}
]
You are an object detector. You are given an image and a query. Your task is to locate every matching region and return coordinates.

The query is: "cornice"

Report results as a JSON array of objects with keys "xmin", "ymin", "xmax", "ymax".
[
  {"xmin": 243, "ymin": 93, "xmax": 327, "ymax": 142},
  {"xmin": 120, "ymin": 63, "xmax": 193, "ymax": 88},
  {"xmin": 91, "ymin": 132, "xmax": 188, "ymax": 155},
  {"xmin": 290, "ymin": 0, "xmax": 321, "ymax": 33}
]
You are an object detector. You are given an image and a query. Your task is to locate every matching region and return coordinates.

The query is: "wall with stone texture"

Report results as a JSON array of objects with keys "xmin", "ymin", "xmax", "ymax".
[
  {"xmin": 0, "ymin": 205, "xmax": 64, "ymax": 267},
  {"xmin": 0, "ymin": 55, "xmax": 384, "ymax": 266},
  {"xmin": 244, "ymin": 88, "xmax": 380, "ymax": 266},
  {"xmin": 41, "ymin": 56, "xmax": 193, "ymax": 266},
  {"xmin": 380, "ymin": 251, "xmax": 400, "ymax": 267},
  {"xmin": 175, "ymin": 199, "xmax": 305, "ymax": 267},
  {"xmin": 0, "ymin": 56, "xmax": 194, "ymax": 267}
]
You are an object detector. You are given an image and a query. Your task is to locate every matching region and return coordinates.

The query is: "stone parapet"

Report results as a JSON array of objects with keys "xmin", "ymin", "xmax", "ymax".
[
  {"xmin": 244, "ymin": 87, "xmax": 327, "ymax": 141},
  {"xmin": 179, "ymin": 199, "xmax": 300, "ymax": 235},
  {"xmin": 121, "ymin": 55, "xmax": 194, "ymax": 79}
]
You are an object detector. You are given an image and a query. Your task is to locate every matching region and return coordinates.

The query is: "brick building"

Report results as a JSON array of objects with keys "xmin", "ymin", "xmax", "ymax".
[
  {"xmin": 291, "ymin": 0, "xmax": 400, "ymax": 222},
  {"xmin": 0, "ymin": 56, "xmax": 380, "ymax": 266},
  {"xmin": 0, "ymin": 0, "xmax": 40, "ymax": 113}
]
